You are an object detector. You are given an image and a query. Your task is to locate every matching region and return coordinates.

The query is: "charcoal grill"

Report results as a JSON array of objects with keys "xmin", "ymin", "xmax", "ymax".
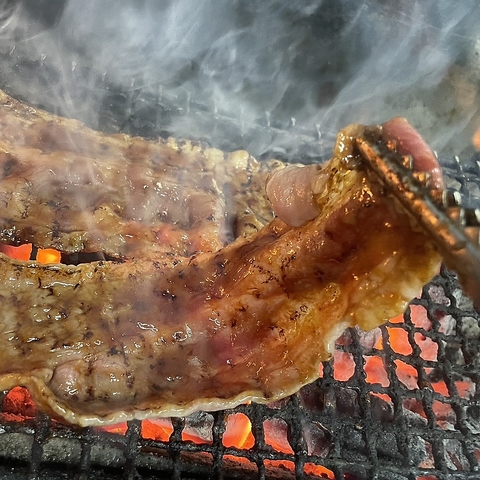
[{"xmin": 1, "ymin": 2, "xmax": 480, "ymax": 479}]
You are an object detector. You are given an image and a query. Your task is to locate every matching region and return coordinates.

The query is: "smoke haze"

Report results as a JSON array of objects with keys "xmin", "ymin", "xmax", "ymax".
[{"xmin": 0, "ymin": 0, "xmax": 478, "ymax": 157}]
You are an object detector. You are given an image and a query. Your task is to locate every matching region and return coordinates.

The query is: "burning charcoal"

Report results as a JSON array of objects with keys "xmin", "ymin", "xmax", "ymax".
[
  {"xmin": 464, "ymin": 405, "xmax": 480, "ymax": 434},
  {"xmin": 369, "ymin": 395, "xmax": 394, "ymax": 424},
  {"xmin": 460, "ymin": 317, "xmax": 480, "ymax": 359},
  {"xmin": 408, "ymin": 304, "xmax": 432, "ymax": 330},
  {"xmin": 438, "ymin": 314, "xmax": 456, "ymax": 335},
  {"xmin": 2, "ymin": 387, "xmax": 37, "ymax": 419},
  {"xmin": 332, "ymin": 351, "xmax": 355, "ymax": 382},
  {"xmin": 443, "ymin": 439, "xmax": 472, "ymax": 471},
  {"xmin": 433, "ymin": 401, "xmax": 457, "ymax": 431},
  {"xmin": 356, "ymin": 327, "xmax": 382, "ymax": 351},
  {"xmin": 223, "ymin": 413, "xmax": 254, "ymax": 449},
  {"xmin": 334, "ymin": 328, "xmax": 353, "ymax": 347},
  {"xmin": 452, "ymin": 287, "xmax": 476, "ymax": 311},
  {"xmin": 297, "ymin": 382, "xmax": 328, "ymax": 413},
  {"xmin": 332, "ymin": 388, "xmax": 361, "ymax": 418},
  {"xmin": 427, "ymin": 284, "xmax": 451, "ymax": 306},
  {"xmin": 302, "ymin": 421, "xmax": 332, "ymax": 457},
  {"xmin": 183, "ymin": 411, "xmax": 214, "ymax": 444},
  {"xmin": 263, "ymin": 418, "xmax": 293, "ymax": 454},
  {"xmin": 401, "ymin": 402, "xmax": 429, "ymax": 429}
]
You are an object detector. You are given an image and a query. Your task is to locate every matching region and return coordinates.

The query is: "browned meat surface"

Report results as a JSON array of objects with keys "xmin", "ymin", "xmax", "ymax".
[
  {"xmin": 0, "ymin": 90, "xmax": 442, "ymax": 426},
  {"xmin": 0, "ymin": 91, "xmax": 277, "ymax": 258}
]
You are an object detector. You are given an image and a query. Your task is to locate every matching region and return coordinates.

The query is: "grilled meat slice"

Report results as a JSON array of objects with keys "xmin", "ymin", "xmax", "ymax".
[
  {"xmin": 0, "ymin": 90, "xmax": 277, "ymax": 258},
  {"xmin": 0, "ymin": 91, "xmax": 441, "ymax": 426}
]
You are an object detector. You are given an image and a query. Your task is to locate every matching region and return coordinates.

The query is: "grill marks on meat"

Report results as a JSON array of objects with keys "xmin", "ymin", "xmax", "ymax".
[
  {"xmin": 0, "ymin": 91, "xmax": 441, "ymax": 426},
  {"xmin": 0, "ymin": 91, "xmax": 275, "ymax": 258}
]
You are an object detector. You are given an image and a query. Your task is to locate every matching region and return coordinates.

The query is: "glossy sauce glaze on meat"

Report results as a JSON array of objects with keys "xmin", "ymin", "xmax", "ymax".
[{"xmin": 0, "ymin": 90, "xmax": 441, "ymax": 426}]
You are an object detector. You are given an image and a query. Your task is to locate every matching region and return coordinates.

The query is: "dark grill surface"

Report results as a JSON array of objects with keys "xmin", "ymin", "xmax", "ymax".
[{"xmin": 0, "ymin": 37, "xmax": 480, "ymax": 480}]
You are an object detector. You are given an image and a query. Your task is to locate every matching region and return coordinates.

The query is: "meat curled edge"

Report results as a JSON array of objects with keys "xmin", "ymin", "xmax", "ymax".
[{"xmin": 0, "ymin": 91, "xmax": 441, "ymax": 426}]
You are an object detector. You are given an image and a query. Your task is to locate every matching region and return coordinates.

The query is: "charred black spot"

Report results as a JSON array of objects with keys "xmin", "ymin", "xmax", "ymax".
[
  {"xmin": 314, "ymin": 269, "xmax": 325, "ymax": 282},
  {"xmin": 300, "ymin": 305, "xmax": 308, "ymax": 313},
  {"xmin": 108, "ymin": 346, "xmax": 122, "ymax": 356},
  {"xmin": 84, "ymin": 331, "xmax": 93, "ymax": 340},
  {"xmin": 163, "ymin": 290, "xmax": 177, "ymax": 301},
  {"xmin": 51, "ymin": 220, "xmax": 61, "ymax": 239},
  {"xmin": 290, "ymin": 310, "xmax": 301, "ymax": 322},
  {"xmin": 325, "ymin": 230, "xmax": 335, "ymax": 241},
  {"xmin": 45, "ymin": 198, "xmax": 68, "ymax": 213},
  {"xmin": 86, "ymin": 386, "xmax": 94, "ymax": 400},
  {"xmin": 262, "ymin": 274, "xmax": 278, "ymax": 284},
  {"xmin": 2, "ymin": 153, "xmax": 18, "ymax": 178},
  {"xmin": 281, "ymin": 253, "xmax": 297, "ymax": 270}
]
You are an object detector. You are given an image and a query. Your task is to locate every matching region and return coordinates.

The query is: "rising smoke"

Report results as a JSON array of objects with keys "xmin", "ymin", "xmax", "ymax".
[{"xmin": 0, "ymin": 0, "xmax": 478, "ymax": 157}]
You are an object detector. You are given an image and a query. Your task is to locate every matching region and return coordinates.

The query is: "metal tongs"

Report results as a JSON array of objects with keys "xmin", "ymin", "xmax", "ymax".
[{"xmin": 356, "ymin": 128, "xmax": 480, "ymax": 308}]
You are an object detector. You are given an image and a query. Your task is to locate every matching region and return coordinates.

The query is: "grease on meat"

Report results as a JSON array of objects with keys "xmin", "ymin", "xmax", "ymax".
[{"xmin": 0, "ymin": 90, "xmax": 441, "ymax": 426}]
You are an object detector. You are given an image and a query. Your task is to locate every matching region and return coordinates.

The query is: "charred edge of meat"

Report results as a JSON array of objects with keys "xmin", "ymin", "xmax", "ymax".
[{"xmin": 58, "ymin": 251, "xmax": 122, "ymax": 265}]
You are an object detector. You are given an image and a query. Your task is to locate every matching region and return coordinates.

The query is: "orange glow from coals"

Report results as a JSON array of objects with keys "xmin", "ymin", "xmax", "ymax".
[
  {"xmin": 1, "ymin": 387, "xmax": 38, "ymax": 420},
  {"xmin": 364, "ymin": 355, "xmax": 389, "ymax": 387},
  {"xmin": 473, "ymin": 127, "xmax": 480, "ymax": 150},
  {"xmin": 36, "ymin": 248, "xmax": 61, "ymax": 264},
  {"xmin": 98, "ymin": 422, "xmax": 129, "ymax": 436},
  {"xmin": 141, "ymin": 418, "xmax": 174, "ymax": 442},
  {"xmin": 223, "ymin": 413, "xmax": 254, "ymax": 449},
  {"xmin": 0, "ymin": 243, "xmax": 32, "ymax": 260},
  {"xmin": 140, "ymin": 413, "xmax": 255, "ymax": 449},
  {"xmin": 0, "ymin": 243, "xmax": 61, "ymax": 264},
  {"xmin": 264, "ymin": 418, "xmax": 294, "ymax": 454},
  {"xmin": 385, "ymin": 327, "xmax": 413, "ymax": 356},
  {"xmin": 394, "ymin": 359, "xmax": 419, "ymax": 390},
  {"xmin": 304, "ymin": 463, "xmax": 335, "ymax": 479}
]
